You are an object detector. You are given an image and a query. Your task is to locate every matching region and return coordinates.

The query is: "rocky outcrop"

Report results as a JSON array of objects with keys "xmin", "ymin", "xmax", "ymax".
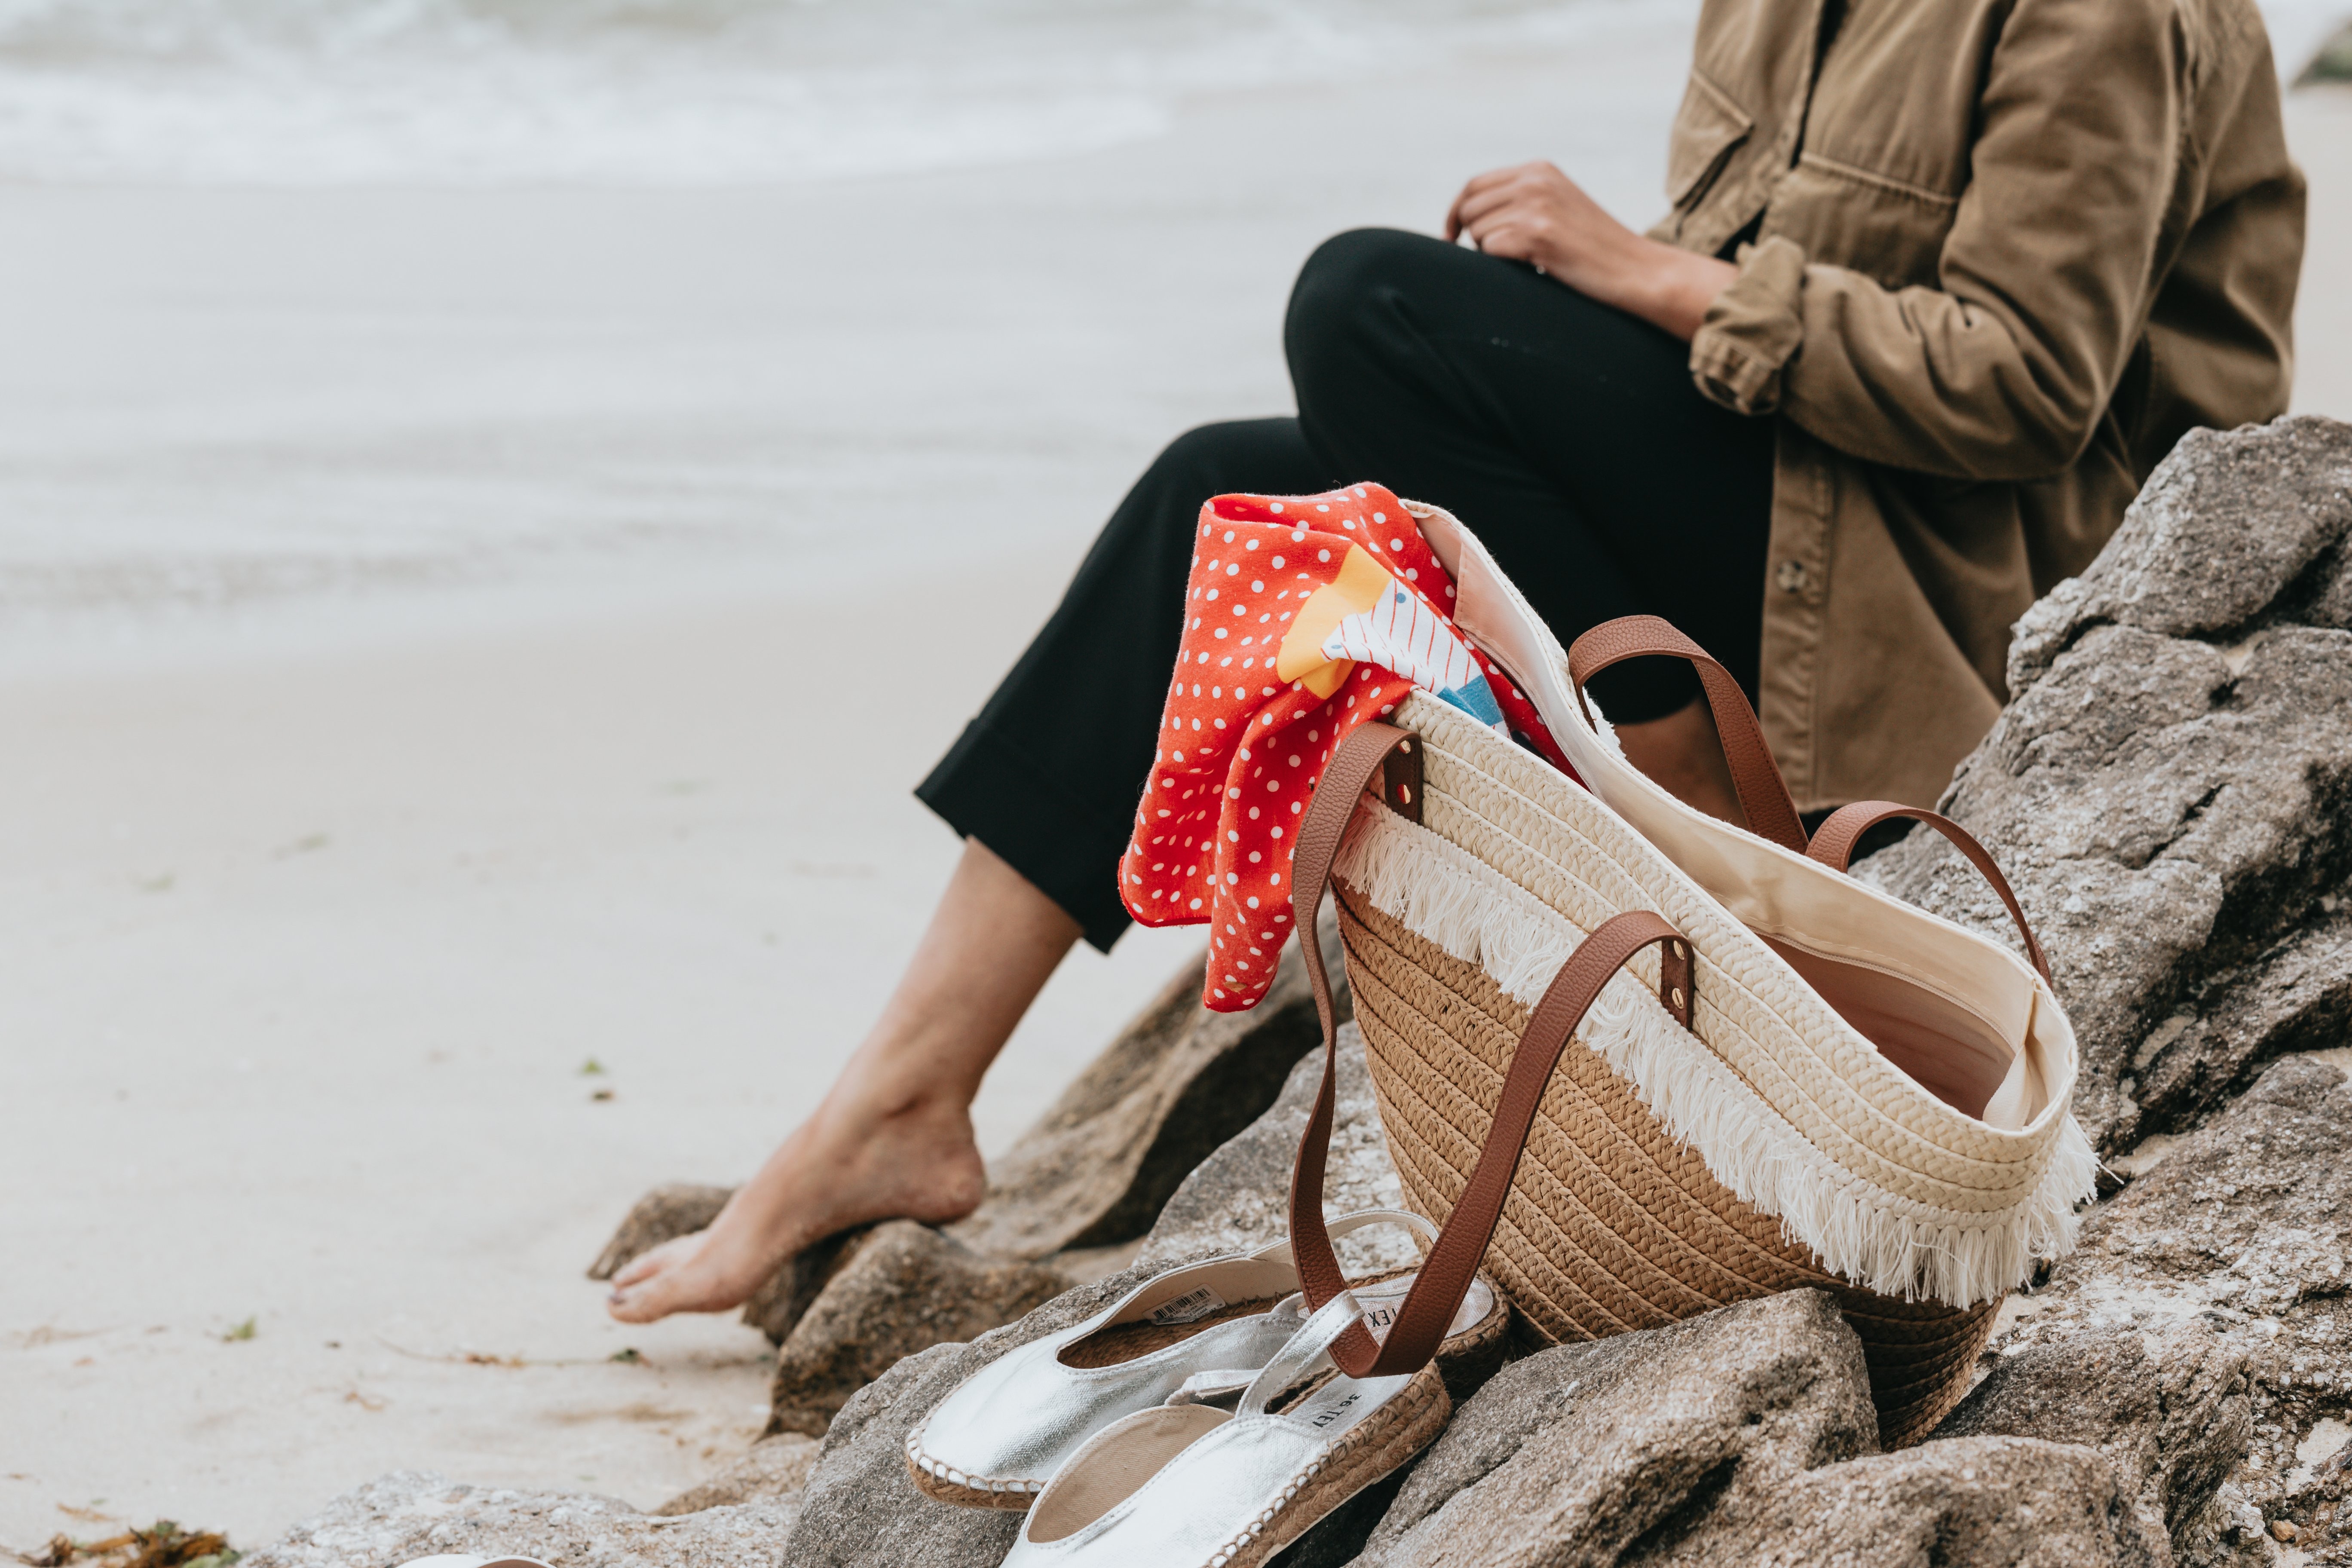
[
  {"xmin": 654, "ymin": 1435, "xmax": 821, "ymax": 1516},
  {"xmin": 1954, "ymin": 1051, "xmax": 2352, "ymax": 1564},
  {"xmin": 1359, "ymin": 1289, "xmax": 2170, "ymax": 1568},
  {"xmin": 1861, "ymin": 416, "xmax": 2352, "ymax": 1155},
  {"xmin": 780, "ymin": 1265, "xmax": 1158, "ymax": 1567},
  {"xmin": 1139, "ymin": 1020, "xmax": 1413, "ymax": 1275},
  {"xmin": 239, "ymin": 1472, "xmax": 798, "ymax": 1568},
  {"xmin": 766, "ymin": 1221, "xmax": 1071, "ymax": 1437},
  {"xmin": 1936, "ymin": 1319, "xmax": 2253, "ymax": 1534},
  {"xmin": 1357, "ymin": 1290, "xmax": 1877, "ymax": 1566},
  {"xmin": 1663, "ymin": 1436, "xmax": 2172, "ymax": 1568}
]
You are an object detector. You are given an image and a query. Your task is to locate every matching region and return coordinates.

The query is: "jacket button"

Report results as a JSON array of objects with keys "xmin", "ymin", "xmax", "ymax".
[{"xmin": 1776, "ymin": 560, "xmax": 1809, "ymax": 592}]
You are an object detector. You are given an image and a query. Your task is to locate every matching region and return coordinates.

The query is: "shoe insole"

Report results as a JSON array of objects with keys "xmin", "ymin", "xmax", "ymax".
[
  {"xmin": 1057, "ymin": 1295, "xmax": 1287, "ymax": 1369},
  {"xmin": 1025, "ymin": 1404, "xmax": 1230, "ymax": 1543}
]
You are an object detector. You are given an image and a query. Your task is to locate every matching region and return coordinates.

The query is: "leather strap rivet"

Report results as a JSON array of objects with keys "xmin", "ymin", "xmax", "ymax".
[
  {"xmin": 1397, "ymin": 784, "xmax": 1413, "ymax": 804},
  {"xmin": 1397, "ymin": 741, "xmax": 1412, "ymax": 754}
]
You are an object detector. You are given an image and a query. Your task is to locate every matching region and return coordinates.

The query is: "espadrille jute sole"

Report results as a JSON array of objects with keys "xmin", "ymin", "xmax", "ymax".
[
  {"xmin": 1202, "ymin": 1366, "xmax": 1451, "ymax": 1568},
  {"xmin": 907, "ymin": 1448, "xmax": 1043, "ymax": 1510}
]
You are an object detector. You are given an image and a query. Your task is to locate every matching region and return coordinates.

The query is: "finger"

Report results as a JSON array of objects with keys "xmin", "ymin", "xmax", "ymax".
[
  {"xmin": 1469, "ymin": 219, "xmax": 1541, "ymax": 264},
  {"xmin": 1464, "ymin": 202, "xmax": 1537, "ymax": 248},
  {"xmin": 1446, "ymin": 168, "xmax": 1517, "ymax": 239},
  {"xmin": 1453, "ymin": 179, "xmax": 1534, "ymax": 232}
]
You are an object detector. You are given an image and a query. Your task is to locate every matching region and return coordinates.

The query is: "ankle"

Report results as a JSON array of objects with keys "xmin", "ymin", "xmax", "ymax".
[{"xmin": 821, "ymin": 1040, "xmax": 978, "ymax": 1127}]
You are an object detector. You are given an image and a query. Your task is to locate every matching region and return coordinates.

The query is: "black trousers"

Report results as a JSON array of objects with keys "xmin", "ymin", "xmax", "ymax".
[{"xmin": 918, "ymin": 228, "xmax": 1775, "ymax": 951}]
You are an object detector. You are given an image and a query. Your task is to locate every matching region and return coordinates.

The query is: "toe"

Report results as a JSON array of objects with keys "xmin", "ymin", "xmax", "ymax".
[
  {"xmin": 610, "ymin": 1231, "xmax": 699, "ymax": 1290},
  {"xmin": 607, "ymin": 1270, "xmax": 686, "ymax": 1323}
]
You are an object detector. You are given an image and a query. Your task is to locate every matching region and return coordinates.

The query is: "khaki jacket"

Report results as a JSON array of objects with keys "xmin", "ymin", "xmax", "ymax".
[{"xmin": 1654, "ymin": 0, "xmax": 2304, "ymax": 810}]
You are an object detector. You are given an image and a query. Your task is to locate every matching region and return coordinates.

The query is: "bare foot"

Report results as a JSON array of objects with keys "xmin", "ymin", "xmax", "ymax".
[
  {"xmin": 605, "ymin": 1095, "xmax": 987, "ymax": 1324},
  {"xmin": 607, "ymin": 839, "xmax": 1078, "ymax": 1324}
]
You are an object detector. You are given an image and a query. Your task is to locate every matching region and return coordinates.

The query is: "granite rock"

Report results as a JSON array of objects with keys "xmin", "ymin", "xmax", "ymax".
[
  {"xmin": 2171, "ymin": 1482, "xmax": 2287, "ymax": 1568},
  {"xmin": 780, "ymin": 1264, "xmax": 1159, "ymax": 1567},
  {"xmin": 1356, "ymin": 1290, "xmax": 1879, "ymax": 1567},
  {"xmin": 1658, "ymin": 1436, "xmax": 2174, "ymax": 1567},
  {"xmin": 766, "ymin": 1221, "xmax": 1071, "ymax": 1438},
  {"xmin": 1139, "ymin": 1019, "xmax": 1412, "ymax": 1276},
  {"xmin": 1971, "ymin": 1053, "xmax": 2352, "ymax": 1563},
  {"xmin": 1860, "ymin": 415, "xmax": 2352, "ymax": 1153},
  {"xmin": 1358, "ymin": 1289, "xmax": 2171, "ymax": 1568},
  {"xmin": 239, "ymin": 1471, "xmax": 797, "ymax": 1568},
  {"xmin": 947, "ymin": 908, "xmax": 1345, "ymax": 1260},
  {"xmin": 1936, "ymin": 1318, "xmax": 2253, "ymax": 1533},
  {"xmin": 653, "ymin": 1434, "xmax": 821, "ymax": 1516},
  {"xmin": 739, "ymin": 1230, "xmax": 865, "ymax": 1345}
]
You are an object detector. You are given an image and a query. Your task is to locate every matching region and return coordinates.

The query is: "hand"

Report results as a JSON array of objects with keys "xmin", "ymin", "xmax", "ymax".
[{"xmin": 1445, "ymin": 161, "xmax": 1737, "ymax": 342}]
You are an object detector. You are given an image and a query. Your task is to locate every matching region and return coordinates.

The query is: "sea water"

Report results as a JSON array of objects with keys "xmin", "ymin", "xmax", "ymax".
[
  {"xmin": 0, "ymin": 0, "xmax": 2325, "ymax": 665},
  {"xmin": 0, "ymin": 0, "xmax": 1685, "ymax": 665},
  {"xmin": 0, "ymin": 0, "xmax": 1637, "ymax": 187}
]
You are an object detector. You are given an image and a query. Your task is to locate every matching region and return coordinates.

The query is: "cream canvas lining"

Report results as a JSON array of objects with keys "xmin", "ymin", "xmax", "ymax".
[{"xmin": 1410, "ymin": 500, "xmax": 2057, "ymax": 1130}]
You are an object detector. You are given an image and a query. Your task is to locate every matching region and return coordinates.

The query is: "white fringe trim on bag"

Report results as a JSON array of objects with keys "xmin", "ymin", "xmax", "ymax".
[{"xmin": 1332, "ymin": 802, "xmax": 2098, "ymax": 1309}]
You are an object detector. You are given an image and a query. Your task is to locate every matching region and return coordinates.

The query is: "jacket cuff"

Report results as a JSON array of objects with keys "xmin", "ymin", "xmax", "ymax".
[{"xmin": 1689, "ymin": 234, "xmax": 1807, "ymax": 415}]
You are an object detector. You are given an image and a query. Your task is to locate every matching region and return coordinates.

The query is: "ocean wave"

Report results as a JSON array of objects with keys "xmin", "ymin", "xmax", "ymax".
[{"xmin": 0, "ymin": 0, "xmax": 1642, "ymax": 186}]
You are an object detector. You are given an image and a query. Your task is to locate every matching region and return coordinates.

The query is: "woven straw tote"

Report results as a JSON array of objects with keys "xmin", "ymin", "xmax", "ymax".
[{"xmin": 1278, "ymin": 502, "xmax": 2095, "ymax": 1446}]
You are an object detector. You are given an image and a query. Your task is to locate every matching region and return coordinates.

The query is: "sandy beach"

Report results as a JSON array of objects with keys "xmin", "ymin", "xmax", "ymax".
[{"xmin": 4, "ymin": 6, "xmax": 2348, "ymax": 1555}]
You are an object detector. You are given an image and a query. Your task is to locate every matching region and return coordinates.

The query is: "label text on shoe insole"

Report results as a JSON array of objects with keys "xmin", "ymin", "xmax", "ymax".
[
  {"xmin": 1354, "ymin": 1279, "xmax": 1412, "ymax": 1341},
  {"xmin": 1148, "ymin": 1285, "xmax": 1228, "ymax": 1326},
  {"xmin": 1287, "ymin": 1372, "xmax": 1411, "ymax": 1440},
  {"xmin": 1348, "ymin": 1274, "xmax": 1493, "ymax": 1342}
]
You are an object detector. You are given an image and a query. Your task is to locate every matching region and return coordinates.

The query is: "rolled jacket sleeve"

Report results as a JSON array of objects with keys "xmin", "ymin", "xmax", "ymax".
[
  {"xmin": 1690, "ymin": 237, "xmax": 1809, "ymax": 415},
  {"xmin": 1689, "ymin": 0, "xmax": 2190, "ymax": 481}
]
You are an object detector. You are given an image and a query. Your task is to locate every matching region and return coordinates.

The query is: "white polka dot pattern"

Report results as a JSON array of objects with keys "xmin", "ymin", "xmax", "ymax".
[{"xmin": 1120, "ymin": 483, "xmax": 1569, "ymax": 1014}]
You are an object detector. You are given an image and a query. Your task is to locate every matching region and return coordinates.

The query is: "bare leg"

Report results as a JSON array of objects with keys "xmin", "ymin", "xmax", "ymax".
[
  {"xmin": 1614, "ymin": 696, "xmax": 1746, "ymax": 827},
  {"xmin": 607, "ymin": 838, "xmax": 1082, "ymax": 1323}
]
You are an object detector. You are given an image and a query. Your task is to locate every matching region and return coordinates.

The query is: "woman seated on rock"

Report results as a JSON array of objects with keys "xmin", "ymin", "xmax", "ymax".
[{"xmin": 605, "ymin": 0, "xmax": 2304, "ymax": 1323}]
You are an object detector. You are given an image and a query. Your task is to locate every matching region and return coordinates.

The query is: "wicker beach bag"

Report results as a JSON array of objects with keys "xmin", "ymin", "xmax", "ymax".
[{"xmin": 1280, "ymin": 503, "xmax": 2095, "ymax": 1446}]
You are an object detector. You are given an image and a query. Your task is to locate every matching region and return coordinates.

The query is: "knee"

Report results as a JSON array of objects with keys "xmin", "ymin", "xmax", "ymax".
[
  {"xmin": 1286, "ymin": 227, "xmax": 1429, "ymax": 397},
  {"xmin": 1123, "ymin": 419, "xmax": 1300, "ymax": 548},
  {"xmin": 1153, "ymin": 420, "xmax": 1244, "ymax": 480}
]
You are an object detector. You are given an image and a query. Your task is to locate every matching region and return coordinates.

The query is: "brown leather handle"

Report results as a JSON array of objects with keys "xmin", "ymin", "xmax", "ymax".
[
  {"xmin": 1286, "ymin": 721, "xmax": 1696, "ymax": 1380},
  {"xmin": 1807, "ymin": 802, "xmax": 2052, "ymax": 983},
  {"xmin": 1566, "ymin": 615, "xmax": 1808, "ymax": 854}
]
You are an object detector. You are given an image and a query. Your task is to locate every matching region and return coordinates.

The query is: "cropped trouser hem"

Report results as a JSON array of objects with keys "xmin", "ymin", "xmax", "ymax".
[{"xmin": 917, "ymin": 720, "xmax": 1139, "ymax": 954}]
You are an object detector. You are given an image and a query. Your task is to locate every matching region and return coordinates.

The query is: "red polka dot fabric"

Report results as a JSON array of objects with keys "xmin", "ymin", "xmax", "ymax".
[{"xmin": 1118, "ymin": 483, "xmax": 1574, "ymax": 1012}]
